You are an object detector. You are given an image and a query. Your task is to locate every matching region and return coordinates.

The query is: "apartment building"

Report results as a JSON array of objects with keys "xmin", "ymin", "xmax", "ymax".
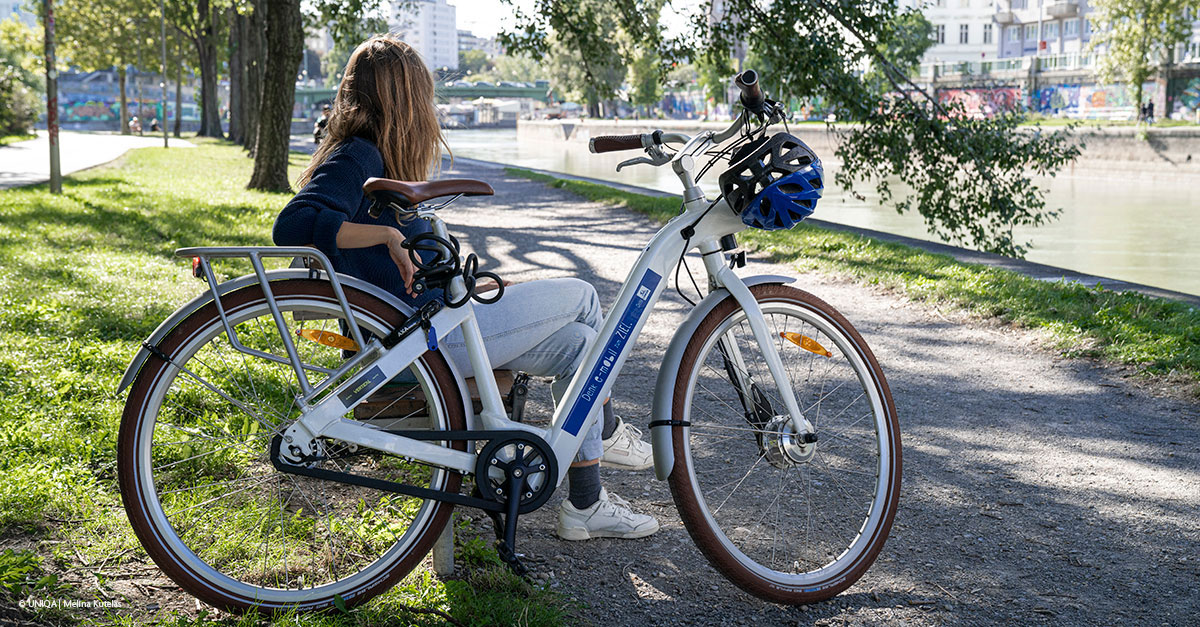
[
  {"xmin": 994, "ymin": 0, "xmax": 1094, "ymax": 58},
  {"xmin": 901, "ymin": 0, "xmax": 999, "ymax": 64},
  {"xmin": 388, "ymin": 0, "xmax": 459, "ymax": 70},
  {"xmin": 995, "ymin": 1, "xmax": 1200, "ymax": 60}
]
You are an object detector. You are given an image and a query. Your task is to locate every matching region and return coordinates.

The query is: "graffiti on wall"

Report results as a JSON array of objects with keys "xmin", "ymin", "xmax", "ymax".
[
  {"xmin": 1032, "ymin": 83, "xmax": 1158, "ymax": 117},
  {"xmin": 937, "ymin": 87, "xmax": 1023, "ymax": 117},
  {"xmin": 59, "ymin": 95, "xmax": 199, "ymax": 123},
  {"xmin": 1179, "ymin": 78, "xmax": 1200, "ymax": 111}
]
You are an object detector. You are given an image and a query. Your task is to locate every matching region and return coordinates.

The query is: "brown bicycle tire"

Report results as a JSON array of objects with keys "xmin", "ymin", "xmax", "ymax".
[
  {"xmin": 117, "ymin": 279, "xmax": 466, "ymax": 614},
  {"xmin": 667, "ymin": 283, "xmax": 901, "ymax": 604}
]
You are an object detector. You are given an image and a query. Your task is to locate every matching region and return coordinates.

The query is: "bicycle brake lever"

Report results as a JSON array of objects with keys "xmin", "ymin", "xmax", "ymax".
[{"xmin": 617, "ymin": 145, "xmax": 671, "ymax": 172}]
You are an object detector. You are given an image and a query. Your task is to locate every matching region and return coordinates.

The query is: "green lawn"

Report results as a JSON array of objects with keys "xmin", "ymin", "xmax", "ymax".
[
  {"xmin": 505, "ymin": 167, "xmax": 1200, "ymax": 397},
  {"xmin": 0, "ymin": 131, "xmax": 37, "ymax": 145},
  {"xmin": 0, "ymin": 144, "xmax": 573, "ymax": 626}
]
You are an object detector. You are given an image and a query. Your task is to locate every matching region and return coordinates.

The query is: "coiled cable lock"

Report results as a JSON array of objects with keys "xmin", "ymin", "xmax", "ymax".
[{"xmin": 402, "ymin": 232, "xmax": 504, "ymax": 308}]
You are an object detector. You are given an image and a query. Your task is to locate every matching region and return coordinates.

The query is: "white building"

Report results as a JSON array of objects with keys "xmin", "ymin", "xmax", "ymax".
[
  {"xmin": 458, "ymin": 30, "xmax": 503, "ymax": 57},
  {"xmin": 902, "ymin": 0, "xmax": 1000, "ymax": 64},
  {"xmin": 0, "ymin": 1, "xmax": 37, "ymax": 27},
  {"xmin": 388, "ymin": 0, "xmax": 459, "ymax": 71}
]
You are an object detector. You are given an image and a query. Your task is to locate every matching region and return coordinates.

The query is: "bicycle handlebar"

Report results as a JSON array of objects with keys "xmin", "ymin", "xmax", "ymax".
[
  {"xmin": 589, "ymin": 134, "xmax": 645, "ymax": 153},
  {"xmin": 735, "ymin": 70, "xmax": 764, "ymax": 112}
]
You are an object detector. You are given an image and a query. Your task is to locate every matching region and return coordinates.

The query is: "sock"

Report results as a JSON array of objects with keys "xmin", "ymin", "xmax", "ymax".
[
  {"xmin": 567, "ymin": 464, "xmax": 601, "ymax": 510},
  {"xmin": 601, "ymin": 401, "xmax": 618, "ymax": 440}
]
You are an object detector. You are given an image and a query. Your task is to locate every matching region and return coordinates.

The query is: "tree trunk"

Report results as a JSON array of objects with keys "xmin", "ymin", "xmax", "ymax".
[
  {"xmin": 195, "ymin": 0, "xmax": 224, "ymax": 138},
  {"xmin": 173, "ymin": 39, "xmax": 183, "ymax": 138},
  {"xmin": 248, "ymin": 0, "xmax": 302, "ymax": 191},
  {"xmin": 242, "ymin": 0, "xmax": 266, "ymax": 152},
  {"xmin": 228, "ymin": 5, "xmax": 244, "ymax": 144},
  {"xmin": 118, "ymin": 66, "xmax": 129, "ymax": 134}
]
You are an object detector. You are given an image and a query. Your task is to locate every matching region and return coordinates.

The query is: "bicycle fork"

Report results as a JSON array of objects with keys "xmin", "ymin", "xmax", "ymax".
[{"xmin": 701, "ymin": 245, "xmax": 816, "ymax": 443}]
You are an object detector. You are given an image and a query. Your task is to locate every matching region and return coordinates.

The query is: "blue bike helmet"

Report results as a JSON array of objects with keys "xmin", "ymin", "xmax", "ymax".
[{"xmin": 719, "ymin": 133, "xmax": 823, "ymax": 231}]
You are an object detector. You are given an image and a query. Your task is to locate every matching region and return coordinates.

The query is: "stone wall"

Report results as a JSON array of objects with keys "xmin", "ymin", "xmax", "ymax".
[{"xmin": 519, "ymin": 119, "xmax": 1200, "ymax": 177}]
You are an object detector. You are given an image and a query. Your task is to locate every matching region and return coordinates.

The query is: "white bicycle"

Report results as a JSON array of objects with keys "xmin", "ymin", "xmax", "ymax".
[{"xmin": 116, "ymin": 70, "xmax": 900, "ymax": 612}]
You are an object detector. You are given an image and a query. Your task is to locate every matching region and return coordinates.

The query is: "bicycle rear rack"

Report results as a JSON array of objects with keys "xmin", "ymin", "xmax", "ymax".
[{"xmin": 177, "ymin": 246, "xmax": 380, "ymax": 406}]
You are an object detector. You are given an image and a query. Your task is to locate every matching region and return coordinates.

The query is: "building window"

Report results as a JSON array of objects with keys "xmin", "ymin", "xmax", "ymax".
[
  {"xmin": 1043, "ymin": 22, "xmax": 1058, "ymax": 40},
  {"xmin": 1024, "ymin": 23, "xmax": 1037, "ymax": 41},
  {"xmin": 935, "ymin": 24, "xmax": 946, "ymax": 44},
  {"xmin": 1064, "ymin": 18, "xmax": 1079, "ymax": 37},
  {"xmin": 984, "ymin": 23, "xmax": 993, "ymax": 44},
  {"xmin": 960, "ymin": 24, "xmax": 970, "ymax": 44},
  {"xmin": 1008, "ymin": 26, "xmax": 1020, "ymax": 42}
]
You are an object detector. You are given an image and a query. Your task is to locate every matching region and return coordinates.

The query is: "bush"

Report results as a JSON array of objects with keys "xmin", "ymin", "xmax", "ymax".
[{"xmin": 0, "ymin": 64, "xmax": 37, "ymax": 137}]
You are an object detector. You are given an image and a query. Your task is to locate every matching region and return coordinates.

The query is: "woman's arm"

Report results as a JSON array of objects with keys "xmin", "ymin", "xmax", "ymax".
[{"xmin": 335, "ymin": 222, "xmax": 416, "ymax": 296}]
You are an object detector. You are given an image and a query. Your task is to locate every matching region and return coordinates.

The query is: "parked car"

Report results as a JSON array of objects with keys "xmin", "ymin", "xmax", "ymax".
[
  {"xmin": 473, "ymin": 81, "xmax": 494, "ymax": 88},
  {"xmin": 499, "ymin": 81, "xmax": 522, "ymax": 88}
]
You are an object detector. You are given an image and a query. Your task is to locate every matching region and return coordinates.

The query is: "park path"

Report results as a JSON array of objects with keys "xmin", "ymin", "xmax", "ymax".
[
  {"xmin": 433, "ymin": 161, "xmax": 1200, "ymax": 626},
  {"xmin": 0, "ymin": 131, "xmax": 193, "ymax": 190}
]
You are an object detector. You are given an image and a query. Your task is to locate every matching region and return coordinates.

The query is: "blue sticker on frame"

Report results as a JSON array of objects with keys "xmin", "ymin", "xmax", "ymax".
[{"xmin": 562, "ymin": 269, "xmax": 662, "ymax": 436}]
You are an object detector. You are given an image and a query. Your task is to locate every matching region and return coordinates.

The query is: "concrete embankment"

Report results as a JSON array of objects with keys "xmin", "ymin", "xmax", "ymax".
[{"xmin": 519, "ymin": 119, "xmax": 1200, "ymax": 177}]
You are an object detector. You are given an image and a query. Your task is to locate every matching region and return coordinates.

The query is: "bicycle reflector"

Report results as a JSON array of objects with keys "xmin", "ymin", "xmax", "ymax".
[
  {"xmin": 780, "ymin": 332, "xmax": 832, "ymax": 358},
  {"xmin": 297, "ymin": 328, "xmax": 359, "ymax": 352}
]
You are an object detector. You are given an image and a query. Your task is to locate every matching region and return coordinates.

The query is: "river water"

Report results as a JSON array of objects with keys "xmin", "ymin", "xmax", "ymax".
[{"xmin": 444, "ymin": 128, "xmax": 1199, "ymax": 297}]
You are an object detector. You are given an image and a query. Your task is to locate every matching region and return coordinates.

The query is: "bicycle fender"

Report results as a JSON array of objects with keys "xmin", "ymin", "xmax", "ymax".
[
  {"xmin": 650, "ymin": 274, "xmax": 795, "ymax": 481},
  {"xmin": 116, "ymin": 270, "xmax": 479, "ymax": 431}
]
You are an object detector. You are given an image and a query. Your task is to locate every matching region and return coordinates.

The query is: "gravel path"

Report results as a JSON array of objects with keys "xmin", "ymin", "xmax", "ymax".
[
  {"xmin": 0, "ymin": 131, "xmax": 193, "ymax": 190},
  {"xmin": 437, "ymin": 161, "xmax": 1200, "ymax": 626}
]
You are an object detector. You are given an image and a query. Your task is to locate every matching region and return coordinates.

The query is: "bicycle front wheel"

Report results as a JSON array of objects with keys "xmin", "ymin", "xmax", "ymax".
[
  {"xmin": 118, "ymin": 279, "xmax": 465, "ymax": 613},
  {"xmin": 668, "ymin": 283, "xmax": 900, "ymax": 604}
]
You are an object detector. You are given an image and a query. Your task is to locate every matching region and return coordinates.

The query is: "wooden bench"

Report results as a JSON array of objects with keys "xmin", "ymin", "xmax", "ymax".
[
  {"xmin": 352, "ymin": 369, "xmax": 530, "ymax": 424},
  {"xmin": 353, "ymin": 369, "xmax": 531, "ymax": 576}
]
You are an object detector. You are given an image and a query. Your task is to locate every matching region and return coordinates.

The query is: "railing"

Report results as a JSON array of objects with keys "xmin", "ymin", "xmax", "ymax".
[{"xmin": 918, "ymin": 52, "xmax": 1094, "ymax": 79}]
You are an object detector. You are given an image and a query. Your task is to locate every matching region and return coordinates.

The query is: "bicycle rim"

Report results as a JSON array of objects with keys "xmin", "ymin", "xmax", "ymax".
[
  {"xmin": 669, "ymin": 284, "xmax": 900, "ymax": 603},
  {"xmin": 119, "ymin": 281, "xmax": 464, "ymax": 611}
]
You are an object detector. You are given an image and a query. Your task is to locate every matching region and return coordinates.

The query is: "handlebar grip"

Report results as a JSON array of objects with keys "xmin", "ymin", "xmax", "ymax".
[
  {"xmin": 589, "ymin": 134, "xmax": 644, "ymax": 154},
  {"xmin": 735, "ymin": 69, "xmax": 764, "ymax": 111}
]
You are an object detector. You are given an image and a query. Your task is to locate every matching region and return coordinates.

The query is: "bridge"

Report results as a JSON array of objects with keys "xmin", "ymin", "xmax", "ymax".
[{"xmin": 296, "ymin": 83, "xmax": 552, "ymax": 108}]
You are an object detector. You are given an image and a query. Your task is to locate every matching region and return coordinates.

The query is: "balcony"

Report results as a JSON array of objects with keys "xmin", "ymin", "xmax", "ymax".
[
  {"xmin": 1047, "ymin": 1, "xmax": 1079, "ymax": 18},
  {"xmin": 994, "ymin": 11, "xmax": 1016, "ymax": 24}
]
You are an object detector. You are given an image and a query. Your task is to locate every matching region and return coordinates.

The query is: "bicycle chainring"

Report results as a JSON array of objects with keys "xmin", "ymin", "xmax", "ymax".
[{"xmin": 475, "ymin": 433, "xmax": 557, "ymax": 514}]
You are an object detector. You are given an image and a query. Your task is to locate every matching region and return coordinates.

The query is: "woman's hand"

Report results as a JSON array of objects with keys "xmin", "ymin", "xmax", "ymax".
[
  {"xmin": 476, "ymin": 278, "xmax": 513, "ymax": 294},
  {"xmin": 386, "ymin": 229, "xmax": 417, "ymax": 296}
]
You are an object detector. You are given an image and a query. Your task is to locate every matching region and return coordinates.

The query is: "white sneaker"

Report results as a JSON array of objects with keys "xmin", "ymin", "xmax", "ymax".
[
  {"xmin": 556, "ymin": 488, "xmax": 660, "ymax": 541},
  {"xmin": 601, "ymin": 419, "xmax": 654, "ymax": 470}
]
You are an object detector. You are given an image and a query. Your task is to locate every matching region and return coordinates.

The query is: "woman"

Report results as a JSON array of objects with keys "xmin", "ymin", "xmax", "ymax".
[{"xmin": 273, "ymin": 36, "xmax": 657, "ymax": 541}]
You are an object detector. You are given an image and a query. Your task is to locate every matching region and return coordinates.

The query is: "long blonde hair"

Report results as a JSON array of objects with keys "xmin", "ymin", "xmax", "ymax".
[{"xmin": 299, "ymin": 36, "xmax": 447, "ymax": 187}]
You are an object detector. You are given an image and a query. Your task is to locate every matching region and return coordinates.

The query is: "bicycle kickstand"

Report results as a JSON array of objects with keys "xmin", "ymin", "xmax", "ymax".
[{"xmin": 478, "ymin": 474, "xmax": 531, "ymax": 578}]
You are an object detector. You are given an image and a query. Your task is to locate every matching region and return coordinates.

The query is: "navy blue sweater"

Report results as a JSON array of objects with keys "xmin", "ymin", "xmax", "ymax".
[{"xmin": 273, "ymin": 136, "xmax": 441, "ymax": 308}]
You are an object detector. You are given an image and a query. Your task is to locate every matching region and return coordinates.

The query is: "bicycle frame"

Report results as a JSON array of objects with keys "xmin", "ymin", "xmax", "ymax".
[{"xmin": 163, "ymin": 111, "xmax": 811, "ymax": 487}]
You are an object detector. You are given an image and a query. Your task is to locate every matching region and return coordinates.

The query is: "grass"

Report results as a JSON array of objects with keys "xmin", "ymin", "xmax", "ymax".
[
  {"xmin": 504, "ymin": 166, "xmax": 1200, "ymax": 396},
  {"xmin": 0, "ymin": 142, "xmax": 574, "ymax": 626},
  {"xmin": 0, "ymin": 131, "xmax": 37, "ymax": 145}
]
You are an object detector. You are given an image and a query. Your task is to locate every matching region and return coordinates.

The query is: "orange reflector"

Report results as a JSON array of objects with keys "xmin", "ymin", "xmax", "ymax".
[
  {"xmin": 780, "ymin": 332, "xmax": 832, "ymax": 358},
  {"xmin": 297, "ymin": 328, "xmax": 359, "ymax": 352}
]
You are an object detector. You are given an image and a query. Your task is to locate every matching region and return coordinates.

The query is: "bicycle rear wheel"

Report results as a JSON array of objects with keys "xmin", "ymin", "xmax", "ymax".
[
  {"xmin": 668, "ymin": 284, "xmax": 900, "ymax": 604},
  {"xmin": 118, "ymin": 279, "xmax": 465, "ymax": 613}
]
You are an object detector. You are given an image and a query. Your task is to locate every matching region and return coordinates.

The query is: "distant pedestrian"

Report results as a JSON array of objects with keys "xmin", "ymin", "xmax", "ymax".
[
  {"xmin": 1147, "ymin": 101, "xmax": 1155, "ymax": 125},
  {"xmin": 313, "ymin": 104, "xmax": 331, "ymax": 144},
  {"xmin": 150, "ymin": 118, "xmax": 160, "ymax": 133},
  {"xmin": 130, "ymin": 116, "xmax": 143, "ymax": 135}
]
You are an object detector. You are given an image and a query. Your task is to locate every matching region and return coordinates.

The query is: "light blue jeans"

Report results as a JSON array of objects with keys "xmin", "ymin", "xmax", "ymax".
[{"xmin": 440, "ymin": 278, "xmax": 605, "ymax": 462}]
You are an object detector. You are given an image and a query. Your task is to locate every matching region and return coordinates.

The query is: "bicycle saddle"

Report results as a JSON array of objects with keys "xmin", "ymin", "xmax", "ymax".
[{"xmin": 363, "ymin": 177, "xmax": 494, "ymax": 207}]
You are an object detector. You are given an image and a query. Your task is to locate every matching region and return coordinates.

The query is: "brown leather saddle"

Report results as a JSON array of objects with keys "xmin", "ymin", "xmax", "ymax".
[{"xmin": 363, "ymin": 177, "xmax": 494, "ymax": 215}]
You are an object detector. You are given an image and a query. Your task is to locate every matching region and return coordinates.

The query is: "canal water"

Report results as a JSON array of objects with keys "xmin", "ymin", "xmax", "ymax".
[{"xmin": 444, "ymin": 128, "xmax": 1199, "ymax": 297}]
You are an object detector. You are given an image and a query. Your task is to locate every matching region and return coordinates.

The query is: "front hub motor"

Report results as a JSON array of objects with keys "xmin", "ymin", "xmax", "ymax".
[{"xmin": 762, "ymin": 415, "xmax": 817, "ymax": 468}]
